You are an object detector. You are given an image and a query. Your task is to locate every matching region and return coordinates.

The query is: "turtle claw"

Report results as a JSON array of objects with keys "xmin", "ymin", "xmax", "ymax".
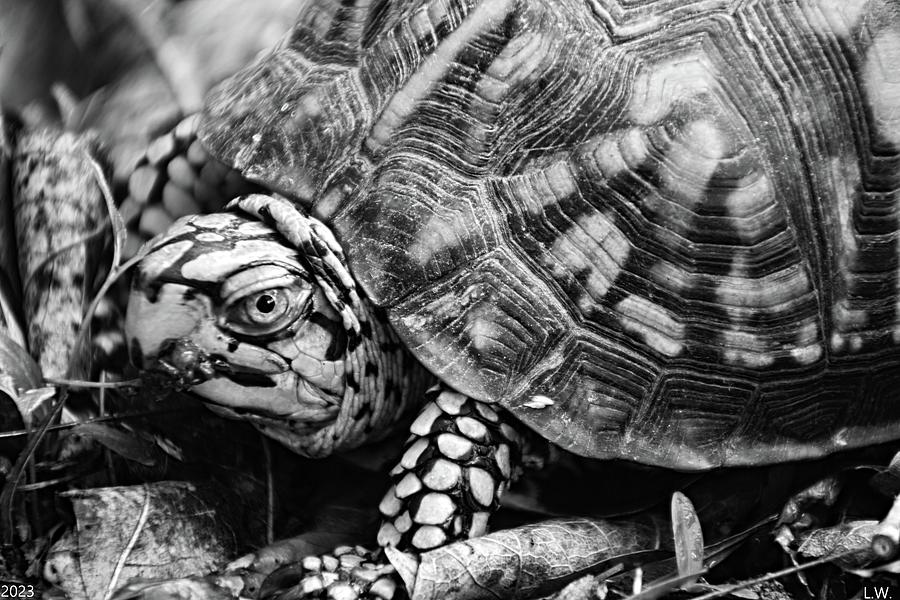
[
  {"xmin": 775, "ymin": 476, "xmax": 843, "ymax": 548},
  {"xmin": 258, "ymin": 547, "xmax": 404, "ymax": 600},
  {"xmin": 258, "ymin": 563, "xmax": 306, "ymax": 599}
]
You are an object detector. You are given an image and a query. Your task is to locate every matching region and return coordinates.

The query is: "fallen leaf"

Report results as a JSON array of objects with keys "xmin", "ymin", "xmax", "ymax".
[
  {"xmin": 524, "ymin": 396, "xmax": 554, "ymax": 409},
  {"xmin": 388, "ymin": 517, "xmax": 671, "ymax": 600},
  {"xmin": 45, "ymin": 481, "xmax": 242, "ymax": 600},
  {"xmin": 796, "ymin": 520, "xmax": 879, "ymax": 570}
]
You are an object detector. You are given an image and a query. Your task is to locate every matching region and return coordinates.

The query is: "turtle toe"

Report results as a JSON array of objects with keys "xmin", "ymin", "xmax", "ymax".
[{"xmin": 258, "ymin": 547, "xmax": 403, "ymax": 600}]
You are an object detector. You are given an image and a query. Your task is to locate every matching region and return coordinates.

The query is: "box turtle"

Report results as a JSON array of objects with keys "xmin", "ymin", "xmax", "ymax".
[{"xmin": 124, "ymin": 0, "xmax": 900, "ymax": 595}]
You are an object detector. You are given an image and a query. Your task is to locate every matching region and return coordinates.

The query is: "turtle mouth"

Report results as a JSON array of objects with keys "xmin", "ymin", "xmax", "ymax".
[
  {"xmin": 147, "ymin": 337, "xmax": 283, "ymax": 391},
  {"xmin": 212, "ymin": 360, "xmax": 278, "ymax": 388},
  {"xmin": 189, "ymin": 360, "xmax": 341, "ymax": 424}
]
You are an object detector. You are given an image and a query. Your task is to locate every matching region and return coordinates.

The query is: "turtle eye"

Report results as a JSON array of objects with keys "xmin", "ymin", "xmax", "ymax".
[
  {"xmin": 245, "ymin": 290, "xmax": 289, "ymax": 324},
  {"xmin": 220, "ymin": 265, "xmax": 312, "ymax": 338},
  {"xmin": 224, "ymin": 286, "xmax": 307, "ymax": 337}
]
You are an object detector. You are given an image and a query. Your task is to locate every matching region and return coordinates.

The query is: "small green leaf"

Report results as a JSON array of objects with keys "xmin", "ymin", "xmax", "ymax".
[
  {"xmin": 671, "ymin": 491, "xmax": 704, "ymax": 584},
  {"xmin": 0, "ymin": 331, "xmax": 42, "ymax": 408},
  {"xmin": 14, "ymin": 386, "xmax": 58, "ymax": 427}
]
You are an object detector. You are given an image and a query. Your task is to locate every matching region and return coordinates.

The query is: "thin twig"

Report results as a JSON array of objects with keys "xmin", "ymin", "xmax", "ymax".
[
  {"xmin": 0, "ymin": 405, "xmax": 205, "ymax": 440},
  {"xmin": 262, "ymin": 435, "xmax": 275, "ymax": 545},
  {"xmin": 68, "ymin": 157, "xmax": 147, "ymax": 379},
  {"xmin": 1, "ymin": 387, "xmax": 68, "ymax": 545},
  {"xmin": 687, "ymin": 550, "xmax": 859, "ymax": 600},
  {"xmin": 105, "ymin": 484, "xmax": 153, "ymax": 600},
  {"xmin": 88, "ymin": 156, "xmax": 122, "ymax": 271},
  {"xmin": 44, "ymin": 377, "xmax": 141, "ymax": 389}
]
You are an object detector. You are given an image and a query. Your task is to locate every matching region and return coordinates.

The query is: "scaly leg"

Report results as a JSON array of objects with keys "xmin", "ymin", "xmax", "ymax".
[
  {"xmin": 259, "ymin": 385, "xmax": 521, "ymax": 599},
  {"xmin": 376, "ymin": 385, "xmax": 519, "ymax": 551}
]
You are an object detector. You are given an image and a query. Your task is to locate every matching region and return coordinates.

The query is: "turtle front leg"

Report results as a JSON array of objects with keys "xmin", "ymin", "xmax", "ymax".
[
  {"xmin": 257, "ymin": 386, "xmax": 521, "ymax": 600},
  {"xmin": 377, "ymin": 385, "xmax": 520, "ymax": 551}
]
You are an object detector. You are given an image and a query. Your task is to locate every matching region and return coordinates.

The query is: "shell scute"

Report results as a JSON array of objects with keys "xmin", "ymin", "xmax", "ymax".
[
  {"xmin": 201, "ymin": 0, "xmax": 900, "ymax": 467},
  {"xmin": 388, "ymin": 248, "xmax": 573, "ymax": 402}
]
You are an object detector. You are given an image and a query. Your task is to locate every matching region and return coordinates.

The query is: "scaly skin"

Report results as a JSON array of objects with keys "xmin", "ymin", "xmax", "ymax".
[
  {"xmin": 119, "ymin": 114, "xmax": 257, "ymax": 259},
  {"xmin": 377, "ymin": 386, "xmax": 519, "ymax": 551},
  {"xmin": 126, "ymin": 200, "xmax": 430, "ymax": 456},
  {"xmin": 126, "ymin": 194, "xmax": 524, "ymax": 598}
]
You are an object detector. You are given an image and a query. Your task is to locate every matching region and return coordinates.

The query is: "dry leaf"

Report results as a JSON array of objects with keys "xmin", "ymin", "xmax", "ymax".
[
  {"xmin": 796, "ymin": 520, "xmax": 879, "ymax": 570},
  {"xmin": 45, "ymin": 482, "xmax": 241, "ymax": 600},
  {"xmin": 388, "ymin": 517, "xmax": 670, "ymax": 600}
]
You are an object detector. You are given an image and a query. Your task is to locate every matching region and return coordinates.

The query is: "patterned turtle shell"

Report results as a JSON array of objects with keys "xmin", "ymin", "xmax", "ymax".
[{"xmin": 197, "ymin": 0, "xmax": 900, "ymax": 469}]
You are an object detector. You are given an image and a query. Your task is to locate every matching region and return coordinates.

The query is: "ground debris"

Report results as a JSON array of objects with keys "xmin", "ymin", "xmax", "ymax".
[{"xmin": 44, "ymin": 481, "xmax": 243, "ymax": 599}]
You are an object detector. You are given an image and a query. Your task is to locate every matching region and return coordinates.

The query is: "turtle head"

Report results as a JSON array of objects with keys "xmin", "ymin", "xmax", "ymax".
[{"xmin": 125, "ymin": 197, "xmax": 418, "ymax": 456}]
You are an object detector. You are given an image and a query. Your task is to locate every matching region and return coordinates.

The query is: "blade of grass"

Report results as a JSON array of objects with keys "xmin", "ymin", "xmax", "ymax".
[{"xmin": 1, "ymin": 387, "xmax": 66, "ymax": 545}]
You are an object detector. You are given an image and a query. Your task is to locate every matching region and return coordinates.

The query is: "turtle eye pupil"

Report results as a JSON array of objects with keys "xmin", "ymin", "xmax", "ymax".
[
  {"xmin": 256, "ymin": 294, "xmax": 276, "ymax": 313},
  {"xmin": 223, "ymin": 278, "xmax": 307, "ymax": 337}
]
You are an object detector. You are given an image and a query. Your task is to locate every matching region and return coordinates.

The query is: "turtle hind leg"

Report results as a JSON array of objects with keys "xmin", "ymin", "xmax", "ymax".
[
  {"xmin": 376, "ymin": 384, "xmax": 521, "ymax": 551},
  {"xmin": 119, "ymin": 114, "xmax": 259, "ymax": 250}
]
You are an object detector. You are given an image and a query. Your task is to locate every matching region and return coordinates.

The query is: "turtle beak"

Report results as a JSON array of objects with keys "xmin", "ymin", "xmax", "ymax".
[{"xmin": 125, "ymin": 281, "xmax": 322, "ymax": 420}]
